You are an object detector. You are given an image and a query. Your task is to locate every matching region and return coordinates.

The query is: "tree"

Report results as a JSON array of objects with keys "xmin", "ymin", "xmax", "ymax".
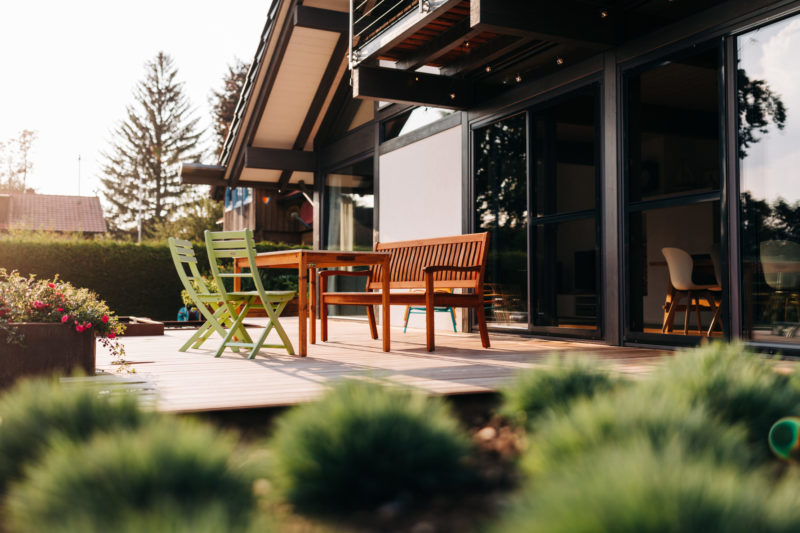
[
  {"xmin": 738, "ymin": 69, "xmax": 787, "ymax": 158},
  {"xmin": 0, "ymin": 130, "xmax": 37, "ymax": 193},
  {"xmin": 100, "ymin": 52, "xmax": 203, "ymax": 236},
  {"xmin": 148, "ymin": 197, "xmax": 224, "ymax": 242},
  {"xmin": 209, "ymin": 59, "xmax": 250, "ymax": 157}
]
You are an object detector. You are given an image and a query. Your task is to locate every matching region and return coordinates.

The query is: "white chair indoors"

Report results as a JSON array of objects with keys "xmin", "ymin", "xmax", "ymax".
[
  {"xmin": 760, "ymin": 240, "xmax": 800, "ymax": 336},
  {"xmin": 661, "ymin": 247, "xmax": 721, "ymax": 335}
]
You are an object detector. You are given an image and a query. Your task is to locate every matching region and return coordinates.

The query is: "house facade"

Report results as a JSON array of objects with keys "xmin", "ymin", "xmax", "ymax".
[{"xmin": 181, "ymin": 0, "xmax": 800, "ymax": 353}]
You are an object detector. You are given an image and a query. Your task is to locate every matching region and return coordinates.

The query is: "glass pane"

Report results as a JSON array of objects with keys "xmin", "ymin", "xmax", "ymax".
[
  {"xmin": 628, "ymin": 201, "xmax": 722, "ymax": 336},
  {"xmin": 383, "ymin": 106, "xmax": 455, "ymax": 140},
  {"xmin": 738, "ymin": 17, "xmax": 800, "ymax": 344},
  {"xmin": 532, "ymin": 217, "xmax": 599, "ymax": 330},
  {"xmin": 475, "ymin": 113, "xmax": 528, "ymax": 327},
  {"xmin": 533, "ymin": 90, "xmax": 597, "ymax": 216},
  {"xmin": 626, "ymin": 47, "xmax": 721, "ymax": 202},
  {"xmin": 324, "ymin": 158, "xmax": 374, "ymax": 316}
]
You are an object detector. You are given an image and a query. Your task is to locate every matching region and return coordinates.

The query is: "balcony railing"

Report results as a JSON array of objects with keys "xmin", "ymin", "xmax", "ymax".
[{"xmin": 349, "ymin": 0, "xmax": 429, "ymax": 67}]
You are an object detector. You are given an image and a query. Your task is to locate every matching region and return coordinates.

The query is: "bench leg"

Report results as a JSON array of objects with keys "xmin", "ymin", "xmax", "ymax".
[
  {"xmin": 476, "ymin": 304, "xmax": 490, "ymax": 348},
  {"xmin": 426, "ymin": 289, "xmax": 435, "ymax": 352},
  {"xmin": 320, "ymin": 298, "xmax": 328, "ymax": 342},
  {"xmin": 366, "ymin": 305, "xmax": 378, "ymax": 339}
]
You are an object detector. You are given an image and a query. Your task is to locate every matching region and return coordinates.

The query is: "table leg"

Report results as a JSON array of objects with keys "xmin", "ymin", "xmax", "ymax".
[
  {"xmin": 381, "ymin": 256, "xmax": 391, "ymax": 352},
  {"xmin": 310, "ymin": 267, "xmax": 316, "ymax": 344},
  {"xmin": 298, "ymin": 256, "xmax": 308, "ymax": 357}
]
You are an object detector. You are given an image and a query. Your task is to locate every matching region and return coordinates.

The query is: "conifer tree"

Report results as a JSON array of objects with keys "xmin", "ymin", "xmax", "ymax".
[
  {"xmin": 209, "ymin": 59, "xmax": 249, "ymax": 157},
  {"xmin": 100, "ymin": 52, "xmax": 203, "ymax": 234}
]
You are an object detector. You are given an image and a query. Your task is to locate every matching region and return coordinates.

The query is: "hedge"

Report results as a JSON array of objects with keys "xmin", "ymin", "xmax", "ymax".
[{"xmin": 0, "ymin": 237, "xmax": 307, "ymax": 320}]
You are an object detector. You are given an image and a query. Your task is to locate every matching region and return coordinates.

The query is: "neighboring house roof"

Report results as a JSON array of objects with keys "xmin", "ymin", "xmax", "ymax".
[{"xmin": 0, "ymin": 193, "xmax": 107, "ymax": 233}]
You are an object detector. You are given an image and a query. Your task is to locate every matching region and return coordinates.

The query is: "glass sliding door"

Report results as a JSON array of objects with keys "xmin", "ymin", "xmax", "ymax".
[
  {"xmin": 624, "ymin": 45, "xmax": 724, "ymax": 342},
  {"xmin": 324, "ymin": 157, "xmax": 374, "ymax": 316},
  {"xmin": 738, "ymin": 15, "xmax": 800, "ymax": 345},
  {"xmin": 530, "ymin": 87, "xmax": 601, "ymax": 334},
  {"xmin": 473, "ymin": 85, "xmax": 601, "ymax": 336},
  {"xmin": 475, "ymin": 113, "xmax": 529, "ymax": 327}
]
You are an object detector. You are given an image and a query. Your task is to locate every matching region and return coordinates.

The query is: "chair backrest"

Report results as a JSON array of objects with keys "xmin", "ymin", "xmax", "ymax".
[
  {"xmin": 204, "ymin": 229, "xmax": 267, "ymax": 298},
  {"xmin": 168, "ymin": 237, "xmax": 216, "ymax": 304},
  {"xmin": 662, "ymin": 247, "xmax": 695, "ymax": 291},
  {"xmin": 760, "ymin": 239, "xmax": 800, "ymax": 290},
  {"xmin": 710, "ymin": 246, "xmax": 722, "ymax": 286},
  {"xmin": 367, "ymin": 232, "xmax": 490, "ymax": 291}
]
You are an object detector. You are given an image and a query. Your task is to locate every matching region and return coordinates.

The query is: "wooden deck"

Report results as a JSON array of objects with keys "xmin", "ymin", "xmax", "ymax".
[{"xmin": 96, "ymin": 318, "xmax": 671, "ymax": 413}]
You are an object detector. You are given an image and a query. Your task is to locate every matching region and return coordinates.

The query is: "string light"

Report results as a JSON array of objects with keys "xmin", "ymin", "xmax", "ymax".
[
  {"xmin": 464, "ymin": 41, "xmax": 471, "ymax": 48},
  {"xmin": 450, "ymin": 92, "xmax": 456, "ymax": 100},
  {"xmin": 514, "ymin": 73, "xmax": 522, "ymax": 83},
  {"xmin": 600, "ymin": 10, "xmax": 608, "ymax": 18},
  {"xmin": 556, "ymin": 57, "xmax": 564, "ymax": 65},
  {"xmin": 485, "ymin": 65, "xmax": 492, "ymax": 73}
]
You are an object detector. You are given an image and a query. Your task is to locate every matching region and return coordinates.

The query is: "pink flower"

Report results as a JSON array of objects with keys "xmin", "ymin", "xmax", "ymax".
[
  {"xmin": 31, "ymin": 301, "xmax": 48, "ymax": 310},
  {"xmin": 61, "ymin": 314, "xmax": 69, "ymax": 323},
  {"xmin": 101, "ymin": 315, "xmax": 109, "ymax": 324},
  {"xmin": 107, "ymin": 332, "xmax": 116, "ymax": 339},
  {"xmin": 48, "ymin": 283, "xmax": 55, "ymax": 288},
  {"xmin": 57, "ymin": 307, "xmax": 64, "ymax": 312},
  {"xmin": 84, "ymin": 322, "xmax": 92, "ymax": 329},
  {"xmin": 75, "ymin": 325, "xmax": 85, "ymax": 333}
]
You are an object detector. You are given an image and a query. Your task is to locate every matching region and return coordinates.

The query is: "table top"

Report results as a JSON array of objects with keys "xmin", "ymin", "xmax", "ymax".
[{"xmin": 238, "ymin": 249, "xmax": 391, "ymax": 269}]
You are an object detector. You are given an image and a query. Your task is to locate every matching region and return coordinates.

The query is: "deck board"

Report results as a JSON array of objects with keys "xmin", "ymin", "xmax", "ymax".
[{"xmin": 96, "ymin": 318, "xmax": 672, "ymax": 413}]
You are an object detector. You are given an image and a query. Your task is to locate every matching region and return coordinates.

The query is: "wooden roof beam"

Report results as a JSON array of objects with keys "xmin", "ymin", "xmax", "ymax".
[
  {"xmin": 394, "ymin": 19, "xmax": 483, "ymax": 71},
  {"xmin": 245, "ymin": 146, "xmax": 316, "ymax": 172},
  {"xmin": 470, "ymin": 0, "xmax": 620, "ymax": 49},
  {"xmin": 353, "ymin": 66, "xmax": 473, "ymax": 110},
  {"xmin": 294, "ymin": 5, "xmax": 348, "ymax": 33}
]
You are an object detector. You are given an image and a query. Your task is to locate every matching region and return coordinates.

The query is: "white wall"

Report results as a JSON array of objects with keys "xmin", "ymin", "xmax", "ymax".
[{"xmin": 378, "ymin": 125, "xmax": 464, "ymax": 331}]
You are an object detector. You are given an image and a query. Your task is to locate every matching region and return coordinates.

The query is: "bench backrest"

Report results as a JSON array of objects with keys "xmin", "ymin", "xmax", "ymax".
[{"xmin": 367, "ymin": 232, "xmax": 490, "ymax": 291}]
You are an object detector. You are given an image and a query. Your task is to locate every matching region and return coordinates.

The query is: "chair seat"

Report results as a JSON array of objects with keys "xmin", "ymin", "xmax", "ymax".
[{"xmin": 228, "ymin": 290, "xmax": 295, "ymax": 300}]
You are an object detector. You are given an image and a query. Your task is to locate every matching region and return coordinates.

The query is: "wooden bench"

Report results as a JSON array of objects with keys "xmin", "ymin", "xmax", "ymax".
[{"xmin": 320, "ymin": 233, "xmax": 490, "ymax": 351}]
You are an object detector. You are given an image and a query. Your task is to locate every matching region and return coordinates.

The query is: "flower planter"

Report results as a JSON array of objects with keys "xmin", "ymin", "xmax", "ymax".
[
  {"xmin": 0, "ymin": 323, "xmax": 95, "ymax": 389},
  {"xmin": 118, "ymin": 316, "xmax": 165, "ymax": 336}
]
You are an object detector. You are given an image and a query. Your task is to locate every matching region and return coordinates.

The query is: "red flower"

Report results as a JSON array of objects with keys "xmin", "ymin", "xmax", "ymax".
[
  {"xmin": 84, "ymin": 322, "xmax": 92, "ymax": 329},
  {"xmin": 31, "ymin": 301, "xmax": 49, "ymax": 310},
  {"xmin": 57, "ymin": 307, "xmax": 64, "ymax": 312},
  {"xmin": 48, "ymin": 283, "xmax": 55, "ymax": 288},
  {"xmin": 107, "ymin": 332, "xmax": 116, "ymax": 339},
  {"xmin": 61, "ymin": 314, "xmax": 69, "ymax": 323},
  {"xmin": 75, "ymin": 325, "xmax": 85, "ymax": 333},
  {"xmin": 101, "ymin": 315, "xmax": 109, "ymax": 324}
]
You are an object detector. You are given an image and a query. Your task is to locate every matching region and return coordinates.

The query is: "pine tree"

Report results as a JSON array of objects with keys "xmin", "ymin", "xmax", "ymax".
[
  {"xmin": 100, "ymin": 52, "xmax": 203, "ymax": 234},
  {"xmin": 0, "ymin": 130, "xmax": 37, "ymax": 193},
  {"xmin": 209, "ymin": 59, "xmax": 250, "ymax": 157}
]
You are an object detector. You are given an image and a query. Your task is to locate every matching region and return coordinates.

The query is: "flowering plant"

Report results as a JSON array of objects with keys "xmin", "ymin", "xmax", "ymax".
[{"xmin": 0, "ymin": 269, "xmax": 126, "ymax": 363}]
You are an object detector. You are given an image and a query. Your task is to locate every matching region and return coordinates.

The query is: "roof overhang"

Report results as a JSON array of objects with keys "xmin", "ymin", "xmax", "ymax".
[{"xmin": 197, "ymin": 0, "xmax": 350, "ymax": 199}]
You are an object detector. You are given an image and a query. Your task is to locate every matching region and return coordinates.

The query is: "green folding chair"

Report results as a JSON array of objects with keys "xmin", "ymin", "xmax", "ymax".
[
  {"xmin": 168, "ymin": 237, "xmax": 253, "ymax": 353},
  {"xmin": 205, "ymin": 229, "xmax": 296, "ymax": 358}
]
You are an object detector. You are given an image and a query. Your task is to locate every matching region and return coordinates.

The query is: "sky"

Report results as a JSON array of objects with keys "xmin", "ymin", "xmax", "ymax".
[{"xmin": 0, "ymin": 0, "xmax": 272, "ymax": 198}]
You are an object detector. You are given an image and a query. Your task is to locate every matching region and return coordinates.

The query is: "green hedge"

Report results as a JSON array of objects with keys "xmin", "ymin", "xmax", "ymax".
[{"xmin": 0, "ymin": 238, "xmax": 307, "ymax": 320}]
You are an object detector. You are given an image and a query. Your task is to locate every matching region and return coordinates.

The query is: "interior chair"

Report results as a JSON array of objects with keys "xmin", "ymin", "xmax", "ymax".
[
  {"xmin": 661, "ymin": 247, "xmax": 720, "ymax": 335},
  {"xmin": 168, "ymin": 237, "xmax": 253, "ymax": 353},
  {"xmin": 707, "ymin": 247, "xmax": 723, "ymax": 336},
  {"xmin": 205, "ymin": 229, "xmax": 296, "ymax": 358},
  {"xmin": 760, "ymin": 240, "xmax": 800, "ymax": 335},
  {"xmin": 403, "ymin": 288, "xmax": 457, "ymax": 333}
]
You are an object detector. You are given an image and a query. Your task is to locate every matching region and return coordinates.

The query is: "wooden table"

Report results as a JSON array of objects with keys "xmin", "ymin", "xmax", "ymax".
[{"xmin": 234, "ymin": 250, "xmax": 392, "ymax": 356}]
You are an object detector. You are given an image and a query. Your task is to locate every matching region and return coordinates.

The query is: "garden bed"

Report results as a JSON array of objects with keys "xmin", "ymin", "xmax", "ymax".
[{"xmin": 118, "ymin": 316, "xmax": 164, "ymax": 336}]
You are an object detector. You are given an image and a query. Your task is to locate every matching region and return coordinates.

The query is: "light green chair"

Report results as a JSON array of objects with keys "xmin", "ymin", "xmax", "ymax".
[
  {"xmin": 205, "ymin": 229, "xmax": 295, "ymax": 358},
  {"xmin": 168, "ymin": 237, "xmax": 253, "ymax": 353}
]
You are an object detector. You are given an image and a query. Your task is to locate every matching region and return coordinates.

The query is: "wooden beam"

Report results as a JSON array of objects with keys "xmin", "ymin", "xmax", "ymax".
[
  {"xmin": 245, "ymin": 146, "xmax": 316, "ymax": 172},
  {"xmin": 395, "ymin": 19, "xmax": 482, "ymax": 71},
  {"xmin": 353, "ymin": 66, "xmax": 473, "ymax": 110},
  {"xmin": 470, "ymin": 0, "xmax": 620, "ymax": 49},
  {"xmin": 183, "ymin": 172, "xmax": 307, "ymax": 192},
  {"xmin": 293, "ymin": 5, "xmax": 348, "ymax": 33},
  {"xmin": 440, "ymin": 34, "xmax": 523, "ymax": 77},
  {"xmin": 179, "ymin": 163, "xmax": 225, "ymax": 185}
]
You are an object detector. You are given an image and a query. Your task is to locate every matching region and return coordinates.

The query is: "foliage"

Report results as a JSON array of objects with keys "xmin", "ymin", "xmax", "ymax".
[
  {"xmin": 0, "ymin": 269, "xmax": 125, "ymax": 359},
  {"xmin": 501, "ymin": 355, "xmax": 621, "ymax": 428},
  {"xmin": 100, "ymin": 52, "xmax": 204, "ymax": 235},
  {"xmin": 0, "ymin": 129, "xmax": 37, "ymax": 193},
  {"xmin": 494, "ymin": 439, "xmax": 800, "ymax": 533},
  {"xmin": 269, "ymin": 380, "xmax": 471, "ymax": 514},
  {"xmin": 209, "ymin": 59, "xmax": 250, "ymax": 156},
  {"xmin": 6, "ymin": 418, "xmax": 258, "ymax": 533},
  {"xmin": 738, "ymin": 68, "xmax": 787, "ymax": 159},
  {"xmin": 0, "ymin": 235, "xmax": 306, "ymax": 319},
  {"xmin": 650, "ymin": 342, "xmax": 800, "ymax": 460},
  {"xmin": 523, "ymin": 385, "xmax": 754, "ymax": 477},
  {"xmin": 148, "ymin": 196, "xmax": 224, "ymax": 242},
  {"xmin": 0, "ymin": 378, "xmax": 151, "ymax": 494}
]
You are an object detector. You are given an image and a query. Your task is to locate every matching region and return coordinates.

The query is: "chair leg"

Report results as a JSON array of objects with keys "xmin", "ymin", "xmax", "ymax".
[
  {"xmin": 663, "ymin": 292, "xmax": 681, "ymax": 334},
  {"xmin": 476, "ymin": 304, "xmax": 490, "ymax": 348},
  {"xmin": 449, "ymin": 307, "xmax": 457, "ymax": 332},
  {"xmin": 683, "ymin": 291, "xmax": 691, "ymax": 335},
  {"xmin": 320, "ymin": 297, "xmax": 328, "ymax": 342},
  {"xmin": 366, "ymin": 305, "xmax": 378, "ymax": 339},
  {"xmin": 249, "ymin": 299, "xmax": 294, "ymax": 358},
  {"xmin": 708, "ymin": 300, "xmax": 722, "ymax": 336},
  {"xmin": 403, "ymin": 305, "xmax": 411, "ymax": 333},
  {"xmin": 695, "ymin": 295, "xmax": 703, "ymax": 334},
  {"xmin": 215, "ymin": 302, "xmax": 251, "ymax": 358}
]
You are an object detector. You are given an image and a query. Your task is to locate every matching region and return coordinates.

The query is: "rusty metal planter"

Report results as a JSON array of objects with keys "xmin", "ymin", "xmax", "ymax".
[{"xmin": 0, "ymin": 323, "xmax": 95, "ymax": 389}]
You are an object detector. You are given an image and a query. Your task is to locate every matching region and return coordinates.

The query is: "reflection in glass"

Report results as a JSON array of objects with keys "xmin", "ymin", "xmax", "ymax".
[
  {"xmin": 738, "ymin": 16, "xmax": 800, "ymax": 344},
  {"xmin": 628, "ymin": 201, "xmax": 721, "ymax": 335},
  {"xmin": 475, "ymin": 113, "xmax": 528, "ymax": 326},
  {"xmin": 324, "ymin": 158, "xmax": 374, "ymax": 316},
  {"xmin": 532, "ymin": 218, "xmax": 599, "ymax": 329},
  {"xmin": 627, "ymin": 48, "xmax": 721, "ymax": 203}
]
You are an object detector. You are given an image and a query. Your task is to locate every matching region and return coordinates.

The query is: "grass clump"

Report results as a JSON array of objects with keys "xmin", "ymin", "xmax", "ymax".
[
  {"xmin": 501, "ymin": 355, "xmax": 622, "ymax": 428},
  {"xmin": 7, "ymin": 419, "xmax": 259, "ymax": 533},
  {"xmin": 523, "ymin": 385, "xmax": 754, "ymax": 476},
  {"xmin": 269, "ymin": 380, "xmax": 471, "ymax": 515},
  {"xmin": 0, "ymin": 378, "xmax": 152, "ymax": 493},
  {"xmin": 652, "ymin": 342, "xmax": 800, "ymax": 459},
  {"xmin": 495, "ymin": 439, "xmax": 800, "ymax": 533}
]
